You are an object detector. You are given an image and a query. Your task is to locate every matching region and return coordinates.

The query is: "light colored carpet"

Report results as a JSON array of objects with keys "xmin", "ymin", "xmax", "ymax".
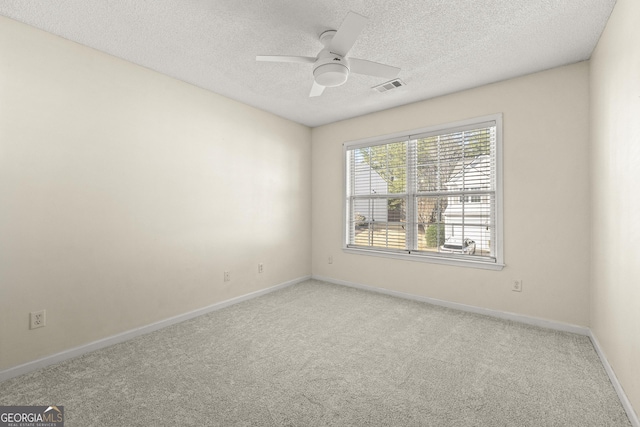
[{"xmin": 0, "ymin": 279, "xmax": 631, "ymax": 426}]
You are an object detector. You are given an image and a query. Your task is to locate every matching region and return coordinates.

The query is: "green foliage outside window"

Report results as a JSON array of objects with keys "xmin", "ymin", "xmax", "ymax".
[{"xmin": 425, "ymin": 223, "xmax": 445, "ymax": 247}]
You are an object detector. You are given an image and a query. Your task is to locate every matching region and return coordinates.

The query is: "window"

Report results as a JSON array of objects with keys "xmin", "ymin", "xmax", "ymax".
[
  {"xmin": 344, "ymin": 114, "xmax": 503, "ymax": 269},
  {"xmin": 459, "ymin": 189, "xmax": 482, "ymax": 204}
]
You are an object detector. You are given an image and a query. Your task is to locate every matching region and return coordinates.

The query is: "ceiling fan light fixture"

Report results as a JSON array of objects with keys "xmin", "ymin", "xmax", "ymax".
[{"xmin": 313, "ymin": 63, "xmax": 349, "ymax": 87}]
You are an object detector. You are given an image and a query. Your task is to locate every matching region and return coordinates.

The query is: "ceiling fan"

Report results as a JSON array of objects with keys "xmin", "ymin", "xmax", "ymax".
[{"xmin": 256, "ymin": 11, "xmax": 400, "ymax": 97}]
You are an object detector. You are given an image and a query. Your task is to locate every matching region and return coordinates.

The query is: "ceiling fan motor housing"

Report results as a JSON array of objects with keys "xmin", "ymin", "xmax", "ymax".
[{"xmin": 313, "ymin": 54, "xmax": 350, "ymax": 87}]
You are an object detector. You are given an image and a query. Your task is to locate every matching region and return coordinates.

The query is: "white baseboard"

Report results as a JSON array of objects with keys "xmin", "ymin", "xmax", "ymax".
[
  {"xmin": 313, "ymin": 274, "xmax": 639, "ymax": 426},
  {"xmin": 0, "ymin": 275, "xmax": 309, "ymax": 383},
  {"xmin": 312, "ymin": 275, "xmax": 589, "ymax": 335},
  {"xmin": 589, "ymin": 331, "xmax": 640, "ymax": 427}
]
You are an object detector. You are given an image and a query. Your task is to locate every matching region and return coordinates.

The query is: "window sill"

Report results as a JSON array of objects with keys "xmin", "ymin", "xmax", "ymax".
[{"xmin": 342, "ymin": 247, "xmax": 505, "ymax": 271}]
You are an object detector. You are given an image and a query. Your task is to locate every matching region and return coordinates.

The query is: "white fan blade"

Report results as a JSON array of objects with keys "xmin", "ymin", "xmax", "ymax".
[
  {"xmin": 310, "ymin": 81, "xmax": 326, "ymax": 97},
  {"xmin": 329, "ymin": 11, "xmax": 368, "ymax": 57},
  {"xmin": 256, "ymin": 55, "xmax": 316, "ymax": 64},
  {"xmin": 349, "ymin": 58, "xmax": 400, "ymax": 79}
]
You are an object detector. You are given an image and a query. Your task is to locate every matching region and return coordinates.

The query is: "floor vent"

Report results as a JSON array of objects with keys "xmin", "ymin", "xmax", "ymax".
[{"xmin": 373, "ymin": 79, "xmax": 405, "ymax": 93}]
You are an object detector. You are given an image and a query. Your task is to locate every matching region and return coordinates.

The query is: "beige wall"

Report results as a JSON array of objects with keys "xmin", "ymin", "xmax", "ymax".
[
  {"xmin": 0, "ymin": 17, "xmax": 311, "ymax": 370},
  {"xmin": 590, "ymin": 0, "xmax": 640, "ymax": 417},
  {"xmin": 312, "ymin": 62, "xmax": 591, "ymax": 326}
]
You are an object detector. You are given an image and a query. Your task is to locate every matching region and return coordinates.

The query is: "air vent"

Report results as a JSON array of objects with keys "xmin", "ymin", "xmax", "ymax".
[{"xmin": 373, "ymin": 79, "xmax": 405, "ymax": 93}]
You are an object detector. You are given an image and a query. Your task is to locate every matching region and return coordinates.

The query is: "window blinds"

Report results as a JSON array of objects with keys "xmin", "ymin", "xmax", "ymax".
[{"xmin": 346, "ymin": 119, "xmax": 498, "ymax": 263}]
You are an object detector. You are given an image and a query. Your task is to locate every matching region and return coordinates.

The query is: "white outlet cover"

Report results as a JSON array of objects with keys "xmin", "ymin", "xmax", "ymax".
[{"xmin": 30, "ymin": 310, "xmax": 46, "ymax": 329}]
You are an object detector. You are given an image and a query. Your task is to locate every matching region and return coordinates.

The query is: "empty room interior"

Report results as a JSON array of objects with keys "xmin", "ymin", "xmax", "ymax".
[{"xmin": 0, "ymin": 0, "xmax": 638, "ymax": 425}]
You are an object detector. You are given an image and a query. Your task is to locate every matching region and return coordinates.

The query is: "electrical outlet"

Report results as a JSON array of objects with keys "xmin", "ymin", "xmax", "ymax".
[
  {"xmin": 224, "ymin": 271, "xmax": 231, "ymax": 282},
  {"xmin": 258, "ymin": 263, "xmax": 263, "ymax": 273},
  {"xmin": 328, "ymin": 256, "xmax": 333, "ymax": 264},
  {"xmin": 512, "ymin": 280, "xmax": 523, "ymax": 292},
  {"xmin": 30, "ymin": 310, "xmax": 46, "ymax": 329}
]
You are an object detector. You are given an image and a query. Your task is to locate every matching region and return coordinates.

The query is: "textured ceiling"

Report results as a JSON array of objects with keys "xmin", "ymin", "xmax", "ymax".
[{"xmin": 0, "ymin": 0, "xmax": 616, "ymax": 127}]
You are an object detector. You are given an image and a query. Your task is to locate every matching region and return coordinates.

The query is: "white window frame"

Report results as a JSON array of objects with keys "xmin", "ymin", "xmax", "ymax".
[{"xmin": 343, "ymin": 114, "xmax": 504, "ymax": 270}]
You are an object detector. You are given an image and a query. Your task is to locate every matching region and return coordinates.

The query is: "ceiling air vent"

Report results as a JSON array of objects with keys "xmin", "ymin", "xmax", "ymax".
[{"xmin": 373, "ymin": 79, "xmax": 405, "ymax": 93}]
